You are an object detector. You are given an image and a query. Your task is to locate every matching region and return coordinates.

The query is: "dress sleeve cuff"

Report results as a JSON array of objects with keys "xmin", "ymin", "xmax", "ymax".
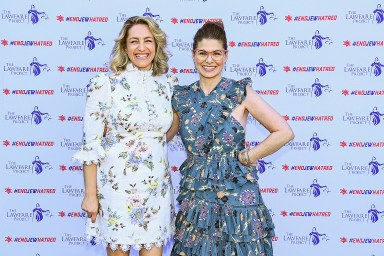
[{"xmin": 72, "ymin": 144, "xmax": 106, "ymax": 165}]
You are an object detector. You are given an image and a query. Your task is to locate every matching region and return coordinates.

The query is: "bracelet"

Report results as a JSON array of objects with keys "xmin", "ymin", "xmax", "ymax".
[{"xmin": 240, "ymin": 149, "xmax": 251, "ymax": 166}]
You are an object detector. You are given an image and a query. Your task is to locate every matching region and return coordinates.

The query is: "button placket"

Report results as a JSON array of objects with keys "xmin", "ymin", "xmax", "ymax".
[{"xmin": 141, "ymin": 73, "xmax": 154, "ymax": 131}]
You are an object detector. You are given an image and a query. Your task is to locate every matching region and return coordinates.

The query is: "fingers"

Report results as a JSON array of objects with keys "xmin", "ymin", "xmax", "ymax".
[
  {"xmin": 85, "ymin": 211, "xmax": 98, "ymax": 223},
  {"xmin": 91, "ymin": 212, "xmax": 97, "ymax": 223}
]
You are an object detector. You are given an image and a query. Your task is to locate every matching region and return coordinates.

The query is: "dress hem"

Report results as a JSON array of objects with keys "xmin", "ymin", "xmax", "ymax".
[{"xmin": 86, "ymin": 233, "xmax": 174, "ymax": 252}]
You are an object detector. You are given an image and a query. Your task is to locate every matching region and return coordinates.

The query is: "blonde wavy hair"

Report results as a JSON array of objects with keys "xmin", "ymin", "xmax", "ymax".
[{"xmin": 110, "ymin": 16, "xmax": 169, "ymax": 76}]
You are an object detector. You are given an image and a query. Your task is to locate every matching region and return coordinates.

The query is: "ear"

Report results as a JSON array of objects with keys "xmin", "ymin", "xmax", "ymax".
[{"xmin": 224, "ymin": 50, "xmax": 229, "ymax": 62}]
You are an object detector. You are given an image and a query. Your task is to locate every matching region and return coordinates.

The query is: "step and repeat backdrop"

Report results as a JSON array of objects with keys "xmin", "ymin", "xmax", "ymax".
[{"xmin": 1, "ymin": 1, "xmax": 383, "ymax": 256}]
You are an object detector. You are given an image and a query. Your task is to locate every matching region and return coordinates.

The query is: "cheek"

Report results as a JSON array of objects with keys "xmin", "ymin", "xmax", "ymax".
[{"xmin": 126, "ymin": 46, "xmax": 135, "ymax": 58}]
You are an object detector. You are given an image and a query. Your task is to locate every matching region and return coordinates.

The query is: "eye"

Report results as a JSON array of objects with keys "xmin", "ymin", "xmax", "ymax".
[
  {"xmin": 213, "ymin": 51, "xmax": 223, "ymax": 57},
  {"xmin": 198, "ymin": 51, "xmax": 207, "ymax": 57},
  {"xmin": 129, "ymin": 40, "xmax": 138, "ymax": 44},
  {"xmin": 145, "ymin": 39, "xmax": 153, "ymax": 43}
]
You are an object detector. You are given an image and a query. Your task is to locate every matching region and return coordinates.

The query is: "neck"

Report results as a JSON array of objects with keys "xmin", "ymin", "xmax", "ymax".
[{"xmin": 199, "ymin": 75, "xmax": 222, "ymax": 95}]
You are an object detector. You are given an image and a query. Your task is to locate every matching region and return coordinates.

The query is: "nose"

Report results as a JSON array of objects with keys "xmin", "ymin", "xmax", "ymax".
[
  {"xmin": 138, "ymin": 41, "xmax": 145, "ymax": 51},
  {"xmin": 205, "ymin": 53, "xmax": 214, "ymax": 63}
]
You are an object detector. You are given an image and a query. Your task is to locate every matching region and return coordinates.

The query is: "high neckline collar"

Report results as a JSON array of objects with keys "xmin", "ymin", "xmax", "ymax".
[{"xmin": 126, "ymin": 63, "xmax": 152, "ymax": 75}]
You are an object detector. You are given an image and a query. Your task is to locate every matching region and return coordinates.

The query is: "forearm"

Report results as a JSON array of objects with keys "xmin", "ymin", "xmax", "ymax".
[
  {"xmin": 166, "ymin": 111, "xmax": 180, "ymax": 142},
  {"xmin": 248, "ymin": 129, "xmax": 294, "ymax": 163},
  {"xmin": 83, "ymin": 163, "xmax": 97, "ymax": 196}
]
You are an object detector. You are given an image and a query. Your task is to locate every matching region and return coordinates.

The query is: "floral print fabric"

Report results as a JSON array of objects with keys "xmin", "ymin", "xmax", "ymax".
[
  {"xmin": 171, "ymin": 77, "xmax": 275, "ymax": 256},
  {"xmin": 73, "ymin": 63, "xmax": 178, "ymax": 252}
]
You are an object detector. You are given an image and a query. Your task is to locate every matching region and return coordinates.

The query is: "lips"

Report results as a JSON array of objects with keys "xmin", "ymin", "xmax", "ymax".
[
  {"xmin": 135, "ymin": 53, "xmax": 149, "ymax": 59},
  {"xmin": 202, "ymin": 65, "xmax": 216, "ymax": 71}
]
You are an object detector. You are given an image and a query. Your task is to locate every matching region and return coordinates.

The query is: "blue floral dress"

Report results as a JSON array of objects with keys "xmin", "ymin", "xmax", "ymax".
[
  {"xmin": 171, "ymin": 77, "xmax": 275, "ymax": 256},
  {"xmin": 73, "ymin": 63, "xmax": 178, "ymax": 252}
]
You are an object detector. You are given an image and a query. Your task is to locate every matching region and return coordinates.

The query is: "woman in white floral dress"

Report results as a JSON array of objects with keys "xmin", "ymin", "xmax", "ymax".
[{"xmin": 73, "ymin": 16, "xmax": 178, "ymax": 256}]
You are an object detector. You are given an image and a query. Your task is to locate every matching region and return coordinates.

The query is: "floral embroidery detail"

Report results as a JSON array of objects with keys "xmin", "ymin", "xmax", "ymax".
[
  {"xmin": 126, "ymin": 195, "xmax": 144, "ymax": 212},
  {"xmin": 222, "ymin": 131, "xmax": 234, "ymax": 146},
  {"xmin": 240, "ymin": 190, "xmax": 256, "ymax": 205},
  {"xmin": 107, "ymin": 207, "xmax": 125, "ymax": 231},
  {"xmin": 191, "ymin": 113, "xmax": 203, "ymax": 125},
  {"xmin": 198, "ymin": 204, "xmax": 209, "ymax": 220},
  {"xmin": 153, "ymin": 81, "xmax": 167, "ymax": 97},
  {"xmin": 230, "ymin": 115, "xmax": 242, "ymax": 127},
  {"xmin": 101, "ymin": 135, "xmax": 117, "ymax": 150},
  {"xmin": 225, "ymin": 204, "xmax": 234, "ymax": 216},
  {"xmin": 129, "ymin": 208, "xmax": 146, "ymax": 225},
  {"xmin": 174, "ymin": 228, "xmax": 185, "ymax": 241},
  {"xmin": 212, "ymin": 203, "xmax": 221, "ymax": 214},
  {"xmin": 195, "ymin": 135, "xmax": 206, "ymax": 151},
  {"xmin": 253, "ymin": 218, "xmax": 265, "ymax": 237},
  {"xmin": 180, "ymin": 199, "xmax": 190, "ymax": 214},
  {"xmin": 143, "ymin": 176, "xmax": 160, "ymax": 196},
  {"xmin": 219, "ymin": 79, "xmax": 231, "ymax": 91}
]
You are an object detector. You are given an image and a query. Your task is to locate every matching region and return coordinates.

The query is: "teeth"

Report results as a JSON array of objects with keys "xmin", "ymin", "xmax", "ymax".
[
  {"xmin": 135, "ymin": 54, "xmax": 148, "ymax": 58},
  {"xmin": 203, "ymin": 66, "xmax": 215, "ymax": 71}
]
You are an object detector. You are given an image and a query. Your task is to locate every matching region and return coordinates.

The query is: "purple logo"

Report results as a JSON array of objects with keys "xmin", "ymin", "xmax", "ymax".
[
  {"xmin": 368, "ymin": 204, "xmax": 384, "ymax": 223},
  {"xmin": 143, "ymin": 7, "xmax": 163, "ymax": 22},
  {"xmin": 32, "ymin": 156, "xmax": 52, "ymax": 174},
  {"xmin": 369, "ymin": 156, "xmax": 384, "ymax": 175},
  {"xmin": 371, "ymin": 57, "xmax": 384, "ymax": 76},
  {"xmin": 370, "ymin": 107, "xmax": 384, "ymax": 125},
  {"xmin": 312, "ymin": 30, "xmax": 332, "ymax": 49},
  {"xmin": 31, "ymin": 106, "xmax": 52, "ymax": 125},
  {"xmin": 256, "ymin": 58, "xmax": 276, "ymax": 76},
  {"xmin": 30, "ymin": 57, "xmax": 50, "ymax": 76},
  {"xmin": 257, "ymin": 6, "xmax": 277, "ymax": 25},
  {"xmin": 310, "ymin": 179, "xmax": 330, "ymax": 198},
  {"xmin": 311, "ymin": 78, "xmax": 332, "ymax": 97},
  {"xmin": 28, "ymin": 5, "xmax": 48, "ymax": 24},
  {"xmin": 84, "ymin": 31, "xmax": 105, "ymax": 51},
  {"xmin": 256, "ymin": 159, "xmax": 275, "ymax": 174},
  {"xmin": 33, "ymin": 203, "xmax": 52, "ymax": 222},
  {"xmin": 309, "ymin": 227, "xmax": 329, "ymax": 245},
  {"xmin": 373, "ymin": 4, "xmax": 384, "ymax": 24},
  {"xmin": 310, "ymin": 132, "xmax": 330, "ymax": 151}
]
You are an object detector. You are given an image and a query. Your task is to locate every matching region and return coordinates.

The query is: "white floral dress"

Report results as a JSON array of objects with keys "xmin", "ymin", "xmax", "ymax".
[{"xmin": 73, "ymin": 63, "xmax": 178, "ymax": 252}]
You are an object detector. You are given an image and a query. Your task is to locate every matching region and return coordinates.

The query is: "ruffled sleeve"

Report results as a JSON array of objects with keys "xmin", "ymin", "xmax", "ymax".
[
  {"xmin": 72, "ymin": 73, "xmax": 111, "ymax": 165},
  {"xmin": 232, "ymin": 77, "xmax": 250, "ymax": 104},
  {"xmin": 171, "ymin": 84, "xmax": 192, "ymax": 113}
]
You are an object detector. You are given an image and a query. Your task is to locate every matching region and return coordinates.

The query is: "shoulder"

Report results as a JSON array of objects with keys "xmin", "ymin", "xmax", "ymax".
[
  {"xmin": 173, "ymin": 81, "xmax": 196, "ymax": 95},
  {"xmin": 88, "ymin": 73, "xmax": 110, "ymax": 90},
  {"xmin": 86, "ymin": 72, "xmax": 115, "ymax": 97},
  {"xmin": 232, "ymin": 77, "xmax": 252, "ymax": 91},
  {"xmin": 221, "ymin": 77, "xmax": 252, "ymax": 103},
  {"xmin": 171, "ymin": 82, "xmax": 196, "ymax": 111}
]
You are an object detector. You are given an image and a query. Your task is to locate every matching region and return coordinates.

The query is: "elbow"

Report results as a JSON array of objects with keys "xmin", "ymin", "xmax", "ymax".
[{"xmin": 284, "ymin": 128, "xmax": 295, "ymax": 142}]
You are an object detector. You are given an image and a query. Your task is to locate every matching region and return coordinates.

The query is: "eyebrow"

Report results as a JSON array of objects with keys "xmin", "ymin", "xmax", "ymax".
[
  {"xmin": 196, "ymin": 49, "xmax": 225, "ymax": 52},
  {"xmin": 128, "ymin": 36, "xmax": 154, "ymax": 40}
]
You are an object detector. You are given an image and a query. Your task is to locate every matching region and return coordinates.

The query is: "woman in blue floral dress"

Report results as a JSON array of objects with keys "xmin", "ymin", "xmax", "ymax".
[
  {"xmin": 73, "ymin": 16, "xmax": 178, "ymax": 256},
  {"xmin": 167, "ymin": 22, "xmax": 294, "ymax": 256}
]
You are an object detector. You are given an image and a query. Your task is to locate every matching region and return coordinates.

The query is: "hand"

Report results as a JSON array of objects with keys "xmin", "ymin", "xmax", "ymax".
[
  {"xmin": 238, "ymin": 148, "xmax": 252, "ymax": 167},
  {"xmin": 81, "ymin": 194, "xmax": 99, "ymax": 223}
]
